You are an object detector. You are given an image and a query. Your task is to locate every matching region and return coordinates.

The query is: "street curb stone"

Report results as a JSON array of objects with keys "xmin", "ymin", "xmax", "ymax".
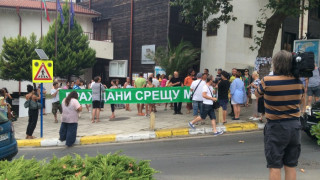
[{"xmin": 16, "ymin": 122, "xmax": 262, "ymax": 147}]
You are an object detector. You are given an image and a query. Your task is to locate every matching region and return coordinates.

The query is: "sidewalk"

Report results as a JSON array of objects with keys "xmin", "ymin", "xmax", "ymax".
[{"xmin": 14, "ymin": 103, "xmax": 265, "ymax": 147}]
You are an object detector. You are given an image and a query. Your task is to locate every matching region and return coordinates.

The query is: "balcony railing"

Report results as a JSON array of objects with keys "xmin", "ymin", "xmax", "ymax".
[{"xmin": 84, "ymin": 32, "xmax": 112, "ymax": 42}]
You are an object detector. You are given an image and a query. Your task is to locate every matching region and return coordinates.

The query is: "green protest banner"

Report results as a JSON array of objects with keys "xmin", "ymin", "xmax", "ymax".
[{"xmin": 59, "ymin": 87, "xmax": 192, "ymax": 104}]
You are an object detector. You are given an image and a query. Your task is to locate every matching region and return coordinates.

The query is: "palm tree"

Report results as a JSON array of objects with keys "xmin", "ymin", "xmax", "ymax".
[{"xmin": 149, "ymin": 40, "xmax": 200, "ymax": 77}]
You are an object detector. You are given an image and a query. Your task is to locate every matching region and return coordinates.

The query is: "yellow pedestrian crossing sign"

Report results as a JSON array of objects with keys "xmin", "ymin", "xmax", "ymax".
[{"xmin": 32, "ymin": 60, "xmax": 53, "ymax": 83}]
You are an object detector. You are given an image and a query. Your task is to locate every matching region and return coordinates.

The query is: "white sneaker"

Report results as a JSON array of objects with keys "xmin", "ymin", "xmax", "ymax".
[
  {"xmin": 249, "ymin": 117, "xmax": 254, "ymax": 120},
  {"xmin": 253, "ymin": 117, "xmax": 260, "ymax": 121}
]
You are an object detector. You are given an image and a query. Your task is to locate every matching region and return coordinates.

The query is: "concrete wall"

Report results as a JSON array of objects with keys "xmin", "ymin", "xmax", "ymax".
[
  {"xmin": 0, "ymin": 79, "xmax": 53, "ymax": 94},
  {"xmin": 18, "ymin": 97, "xmax": 53, "ymax": 118},
  {"xmin": 200, "ymin": 0, "xmax": 282, "ymax": 73},
  {"xmin": 89, "ymin": 40, "xmax": 114, "ymax": 59},
  {"xmin": 200, "ymin": 22, "xmax": 228, "ymax": 73}
]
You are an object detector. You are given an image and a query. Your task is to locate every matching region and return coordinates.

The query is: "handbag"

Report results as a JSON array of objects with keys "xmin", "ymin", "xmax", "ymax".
[
  {"xmin": 251, "ymin": 93, "xmax": 256, "ymax": 100},
  {"xmin": 24, "ymin": 95, "xmax": 42, "ymax": 110},
  {"xmin": 190, "ymin": 80, "xmax": 202, "ymax": 101},
  {"xmin": 208, "ymin": 86, "xmax": 220, "ymax": 110}
]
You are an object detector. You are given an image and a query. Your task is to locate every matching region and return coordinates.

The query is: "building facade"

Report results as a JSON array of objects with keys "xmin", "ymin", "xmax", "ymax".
[
  {"xmin": 200, "ymin": 0, "xmax": 320, "ymax": 74},
  {"xmin": 0, "ymin": 0, "xmax": 113, "ymax": 92},
  {"xmin": 87, "ymin": 0, "xmax": 202, "ymax": 84},
  {"xmin": 200, "ymin": 0, "xmax": 282, "ymax": 74}
]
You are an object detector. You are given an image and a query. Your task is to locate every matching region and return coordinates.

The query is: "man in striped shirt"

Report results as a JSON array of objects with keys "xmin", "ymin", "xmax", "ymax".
[{"xmin": 256, "ymin": 50, "xmax": 304, "ymax": 180}]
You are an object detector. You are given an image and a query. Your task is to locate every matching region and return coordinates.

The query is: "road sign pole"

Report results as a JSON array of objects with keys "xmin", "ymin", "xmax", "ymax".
[{"xmin": 40, "ymin": 83, "xmax": 43, "ymax": 138}]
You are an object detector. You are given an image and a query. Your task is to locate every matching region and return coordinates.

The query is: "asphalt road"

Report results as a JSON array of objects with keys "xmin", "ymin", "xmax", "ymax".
[{"xmin": 16, "ymin": 131, "xmax": 320, "ymax": 180}]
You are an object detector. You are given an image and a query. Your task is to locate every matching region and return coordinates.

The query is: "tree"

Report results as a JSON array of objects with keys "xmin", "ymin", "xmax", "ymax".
[
  {"xmin": 0, "ymin": 33, "xmax": 39, "ymax": 81},
  {"xmin": 149, "ymin": 40, "xmax": 200, "ymax": 77},
  {"xmin": 172, "ymin": 0, "xmax": 320, "ymax": 76},
  {"xmin": 255, "ymin": 0, "xmax": 319, "ymax": 58},
  {"xmin": 42, "ymin": 4, "xmax": 95, "ymax": 79},
  {"xmin": 171, "ymin": 0, "xmax": 236, "ymax": 31}
]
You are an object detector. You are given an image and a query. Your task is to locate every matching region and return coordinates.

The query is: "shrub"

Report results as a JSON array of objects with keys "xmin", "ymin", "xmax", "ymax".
[
  {"xmin": 0, "ymin": 153, "xmax": 158, "ymax": 180},
  {"xmin": 311, "ymin": 122, "xmax": 320, "ymax": 146}
]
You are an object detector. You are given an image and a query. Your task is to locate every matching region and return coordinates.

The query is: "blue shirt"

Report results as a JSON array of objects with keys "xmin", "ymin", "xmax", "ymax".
[
  {"xmin": 73, "ymin": 85, "xmax": 81, "ymax": 90},
  {"xmin": 230, "ymin": 78, "xmax": 246, "ymax": 104}
]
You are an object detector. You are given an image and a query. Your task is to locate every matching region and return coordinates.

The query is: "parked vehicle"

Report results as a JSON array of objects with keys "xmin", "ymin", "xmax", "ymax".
[
  {"xmin": 301, "ymin": 101, "xmax": 320, "ymax": 139},
  {"xmin": 0, "ymin": 117, "xmax": 18, "ymax": 161}
]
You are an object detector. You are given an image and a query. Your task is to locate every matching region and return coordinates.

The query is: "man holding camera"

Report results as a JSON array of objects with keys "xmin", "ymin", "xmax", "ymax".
[{"xmin": 256, "ymin": 50, "xmax": 304, "ymax": 180}]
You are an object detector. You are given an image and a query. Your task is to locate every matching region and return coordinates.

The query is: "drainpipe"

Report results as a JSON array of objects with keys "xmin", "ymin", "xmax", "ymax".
[
  {"xmin": 16, "ymin": 6, "xmax": 22, "ymax": 94},
  {"xmin": 89, "ymin": 0, "xmax": 91, "ymax": 9},
  {"xmin": 129, "ymin": 0, "xmax": 133, "ymax": 82},
  {"xmin": 16, "ymin": 7, "xmax": 22, "ymax": 36},
  {"xmin": 300, "ymin": 0, "xmax": 305, "ymax": 39}
]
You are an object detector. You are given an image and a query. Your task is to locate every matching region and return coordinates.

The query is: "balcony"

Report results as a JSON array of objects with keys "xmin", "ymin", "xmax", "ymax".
[{"xmin": 84, "ymin": 32, "xmax": 113, "ymax": 60}]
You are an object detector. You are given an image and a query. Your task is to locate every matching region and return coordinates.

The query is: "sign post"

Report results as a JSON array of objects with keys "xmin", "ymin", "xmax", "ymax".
[
  {"xmin": 32, "ymin": 59, "xmax": 53, "ymax": 138},
  {"xmin": 40, "ymin": 83, "xmax": 44, "ymax": 137}
]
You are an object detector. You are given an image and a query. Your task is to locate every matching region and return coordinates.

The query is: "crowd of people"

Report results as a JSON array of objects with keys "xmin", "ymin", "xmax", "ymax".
[
  {"xmin": 0, "ymin": 50, "xmax": 312, "ymax": 179},
  {"xmin": 0, "ymin": 67, "xmax": 267, "ymax": 143},
  {"xmin": 1, "ymin": 55, "xmax": 316, "ymax": 147}
]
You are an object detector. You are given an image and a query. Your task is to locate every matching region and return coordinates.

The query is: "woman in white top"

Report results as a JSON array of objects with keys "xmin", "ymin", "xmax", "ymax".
[{"xmin": 188, "ymin": 75, "xmax": 223, "ymax": 136}]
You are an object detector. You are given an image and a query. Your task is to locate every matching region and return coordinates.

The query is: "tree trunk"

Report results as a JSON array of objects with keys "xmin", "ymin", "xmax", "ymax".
[
  {"xmin": 258, "ymin": 12, "xmax": 287, "ymax": 57},
  {"xmin": 257, "ymin": 11, "xmax": 287, "ymax": 78}
]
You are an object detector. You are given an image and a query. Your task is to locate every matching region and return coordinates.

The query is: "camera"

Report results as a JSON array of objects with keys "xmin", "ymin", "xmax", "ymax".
[{"xmin": 292, "ymin": 52, "xmax": 315, "ymax": 78}]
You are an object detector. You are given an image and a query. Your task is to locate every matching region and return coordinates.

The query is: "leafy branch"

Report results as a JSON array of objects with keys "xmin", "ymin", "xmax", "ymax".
[{"xmin": 250, "ymin": 8, "xmax": 268, "ymax": 51}]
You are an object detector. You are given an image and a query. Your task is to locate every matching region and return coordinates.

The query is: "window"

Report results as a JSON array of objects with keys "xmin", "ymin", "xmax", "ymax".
[
  {"xmin": 93, "ymin": 19, "xmax": 112, "ymax": 41},
  {"xmin": 206, "ymin": 23, "xmax": 217, "ymax": 36},
  {"xmin": 282, "ymin": 32, "xmax": 296, "ymax": 52},
  {"xmin": 244, "ymin": 24, "xmax": 253, "ymax": 38},
  {"xmin": 109, "ymin": 60, "xmax": 128, "ymax": 77},
  {"xmin": 141, "ymin": 45, "xmax": 156, "ymax": 64}
]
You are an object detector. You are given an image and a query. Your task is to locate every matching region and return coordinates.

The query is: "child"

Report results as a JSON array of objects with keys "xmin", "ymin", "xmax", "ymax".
[{"xmin": 146, "ymin": 77, "xmax": 155, "ymax": 117}]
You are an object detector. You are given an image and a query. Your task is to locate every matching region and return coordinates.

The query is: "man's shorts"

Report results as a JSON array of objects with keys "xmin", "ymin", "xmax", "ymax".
[
  {"xmin": 52, "ymin": 102, "xmax": 62, "ymax": 115},
  {"xmin": 192, "ymin": 101, "xmax": 203, "ymax": 116},
  {"xmin": 264, "ymin": 119, "xmax": 301, "ymax": 168},
  {"xmin": 219, "ymin": 99, "xmax": 228, "ymax": 110},
  {"xmin": 201, "ymin": 104, "xmax": 216, "ymax": 120},
  {"xmin": 92, "ymin": 100, "xmax": 101, "ymax": 109},
  {"xmin": 307, "ymin": 85, "xmax": 320, "ymax": 97}
]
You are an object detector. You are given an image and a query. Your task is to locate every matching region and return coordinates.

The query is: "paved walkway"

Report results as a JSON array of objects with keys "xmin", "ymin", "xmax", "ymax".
[{"xmin": 14, "ymin": 103, "xmax": 258, "ymax": 140}]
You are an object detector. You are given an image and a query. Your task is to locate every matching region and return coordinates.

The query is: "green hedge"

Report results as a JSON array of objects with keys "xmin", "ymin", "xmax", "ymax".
[
  {"xmin": 311, "ymin": 122, "xmax": 320, "ymax": 146},
  {"xmin": 0, "ymin": 153, "xmax": 158, "ymax": 180}
]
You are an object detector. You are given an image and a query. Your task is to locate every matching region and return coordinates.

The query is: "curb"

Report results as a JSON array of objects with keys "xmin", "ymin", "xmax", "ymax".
[{"xmin": 17, "ymin": 122, "xmax": 264, "ymax": 147}]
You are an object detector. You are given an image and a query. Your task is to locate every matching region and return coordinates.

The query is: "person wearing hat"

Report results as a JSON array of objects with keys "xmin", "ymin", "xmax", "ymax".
[{"xmin": 189, "ymin": 73, "xmax": 207, "ymax": 121}]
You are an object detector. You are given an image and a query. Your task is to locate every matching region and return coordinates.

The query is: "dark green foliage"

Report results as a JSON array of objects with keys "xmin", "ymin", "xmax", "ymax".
[
  {"xmin": 311, "ymin": 112, "xmax": 320, "ymax": 145},
  {"xmin": 311, "ymin": 122, "xmax": 320, "ymax": 145},
  {"xmin": 42, "ymin": 4, "xmax": 96, "ymax": 79},
  {"xmin": 171, "ymin": 0, "xmax": 236, "ymax": 31},
  {"xmin": 0, "ymin": 153, "xmax": 158, "ymax": 180},
  {"xmin": 148, "ymin": 40, "xmax": 200, "ymax": 77},
  {"xmin": 0, "ymin": 33, "xmax": 39, "ymax": 81}
]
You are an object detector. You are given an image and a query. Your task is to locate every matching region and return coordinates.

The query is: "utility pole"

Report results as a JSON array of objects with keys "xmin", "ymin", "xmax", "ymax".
[{"xmin": 55, "ymin": 0, "xmax": 58, "ymax": 58}]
